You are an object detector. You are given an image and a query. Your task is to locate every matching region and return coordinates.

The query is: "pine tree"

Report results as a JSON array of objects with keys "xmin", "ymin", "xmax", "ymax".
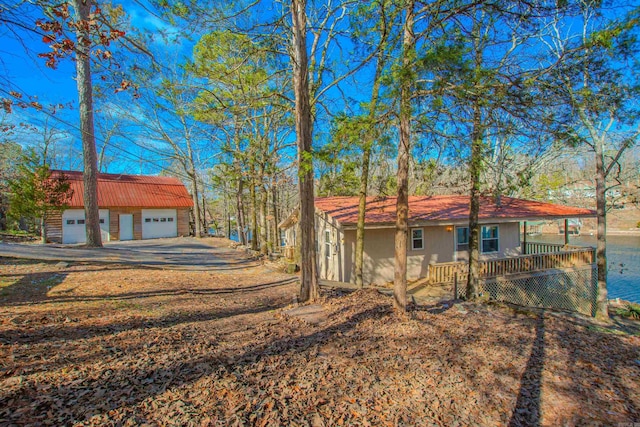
[{"xmin": 8, "ymin": 152, "xmax": 73, "ymax": 243}]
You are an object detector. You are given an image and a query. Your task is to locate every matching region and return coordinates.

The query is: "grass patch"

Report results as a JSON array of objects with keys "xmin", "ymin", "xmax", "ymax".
[
  {"xmin": 2, "ymin": 230, "xmax": 35, "ymax": 237},
  {"xmin": 587, "ymin": 324, "xmax": 629, "ymax": 336},
  {"xmin": 615, "ymin": 303, "xmax": 640, "ymax": 320},
  {"xmin": 0, "ymin": 278, "xmax": 18, "ymax": 296}
]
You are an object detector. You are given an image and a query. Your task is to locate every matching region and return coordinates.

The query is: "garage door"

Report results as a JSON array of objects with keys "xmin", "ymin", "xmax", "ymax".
[
  {"xmin": 62, "ymin": 209, "xmax": 110, "ymax": 244},
  {"xmin": 141, "ymin": 209, "xmax": 177, "ymax": 239}
]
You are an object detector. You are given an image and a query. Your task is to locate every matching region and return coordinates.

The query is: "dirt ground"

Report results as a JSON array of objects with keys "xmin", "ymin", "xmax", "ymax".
[{"xmin": 0, "ymin": 257, "xmax": 639, "ymax": 426}]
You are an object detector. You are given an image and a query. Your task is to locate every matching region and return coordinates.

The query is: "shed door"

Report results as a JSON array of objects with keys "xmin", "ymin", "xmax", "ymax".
[
  {"xmin": 141, "ymin": 209, "xmax": 177, "ymax": 239},
  {"xmin": 62, "ymin": 209, "xmax": 110, "ymax": 244},
  {"xmin": 119, "ymin": 214, "xmax": 134, "ymax": 240}
]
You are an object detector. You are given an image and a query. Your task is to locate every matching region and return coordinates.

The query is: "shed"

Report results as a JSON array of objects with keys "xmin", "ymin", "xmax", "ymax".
[{"xmin": 45, "ymin": 170, "xmax": 193, "ymax": 244}]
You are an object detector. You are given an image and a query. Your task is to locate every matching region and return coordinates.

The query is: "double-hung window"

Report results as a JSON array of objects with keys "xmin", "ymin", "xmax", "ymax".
[
  {"xmin": 456, "ymin": 227, "xmax": 469, "ymax": 252},
  {"xmin": 411, "ymin": 228, "xmax": 424, "ymax": 250},
  {"xmin": 325, "ymin": 229, "xmax": 331, "ymax": 259},
  {"xmin": 455, "ymin": 225, "xmax": 499, "ymax": 253},
  {"xmin": 481, "ymin": 225, "xmax": 499, "ymax": 253}
]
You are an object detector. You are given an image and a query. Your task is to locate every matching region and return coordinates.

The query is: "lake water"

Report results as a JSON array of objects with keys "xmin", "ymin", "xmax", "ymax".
[{"xmin": 530, "ymin": 234, "xmax": 640, "ymax": 304}]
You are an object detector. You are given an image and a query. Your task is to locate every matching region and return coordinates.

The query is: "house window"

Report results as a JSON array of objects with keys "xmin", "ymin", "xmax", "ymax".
[
  {"xmin": 144, "ymin": 218, "xmax": 151, "ymax": 223},
  {"xmin": 456, "ymin": 227, "xmax": 469, "ymax": 252},
  {"xmin": 153, "ymin": 218, "xmax": 159, "ymax": 222},
  {"xmin": 66, "ymin": 219, "xmax": 75, "ymax": 225},
  {"xmin": 99, "ymin": 219, "xmax": 105, "ymax": 224},
  {"xmin": 77, "ymin": 219, "xmax": 85, "ymax": 225},
  {"xmin": 411, "ymin": 228, "xmax": 424, "ymax": 250},
  {"xmin": 481, "ymin": 225, "xmax": 499, "ymax": 253},
  {"xmin": 160, "ymin": 218, "xmax": 167, "ymax": 222},
  {"xmin": 325, "ymin": 229, "xmax": 331, "ymax": 259},
  {"xmin": 168, "ymin": 217, "xmax": 174, "ymax": 222}
]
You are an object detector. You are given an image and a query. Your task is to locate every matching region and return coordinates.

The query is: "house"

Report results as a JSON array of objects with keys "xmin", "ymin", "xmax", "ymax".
[
  {"xmin": 280, "ymin": 195, "xmax": 596, "ymax": 286},
  {"xmin": 45, "ymin": 170, "xmax": 193, "ymax": 244}
]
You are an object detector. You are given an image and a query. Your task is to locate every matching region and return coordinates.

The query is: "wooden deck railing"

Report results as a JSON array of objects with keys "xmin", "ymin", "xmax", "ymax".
[
  {"xmin": 525, "ymin": 241, "xmax": 585, "ymax": 254},
  {"xmin": 428, "ymin": 247, "xmax": 595, "ymax": 284}
]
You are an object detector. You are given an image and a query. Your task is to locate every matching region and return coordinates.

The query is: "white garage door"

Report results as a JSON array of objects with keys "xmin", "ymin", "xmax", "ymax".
[
  {"xmin": 62, "ymin": 209, "xmax": 110, "ymax": 244},
  {"xmin": 141, "ymin": 209, "xmax": 177, "ymax": 239}
]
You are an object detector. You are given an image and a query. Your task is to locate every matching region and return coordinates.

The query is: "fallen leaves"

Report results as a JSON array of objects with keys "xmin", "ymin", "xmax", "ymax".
[{"xmin": 0, "ymin": 258, "xmax": 638, "ymax": 426}]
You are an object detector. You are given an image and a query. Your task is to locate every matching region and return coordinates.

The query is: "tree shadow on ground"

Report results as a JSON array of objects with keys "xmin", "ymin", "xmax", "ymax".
[
  {"xmin": 509, "ymin": 312, "xmax": 544, "ymax": 427},
  {"xmin": 0, "ymin": 298, "xmax": 292, "ymax": 378},
  {"xmin": 0, "ymin": 301, "xmax": 392, "ymax": 425},
  {"xmin": 0, "ymin": 271, "xmax": 68, "ymax": 305},
  {"xmin": 1, "ymin": 277, "xmax": 298, "ymax": 308},
  {"xmin": 558, "ymin": 319, "xmax": 640, "ymax": 424},
  {"xmin": 0, "ymin": 264, "xmax": 142, "ymax": 307},
  {"xmin": 410, "ymin": 299, "xmax": 453, "ymax": 315},
  {"xmin": 0, "ymin": 279, "xmax": 298, "ymax": 346}
]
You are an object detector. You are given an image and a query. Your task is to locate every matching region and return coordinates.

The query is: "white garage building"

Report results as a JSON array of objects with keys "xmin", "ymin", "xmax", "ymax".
[{"xmin": 45, "ymin": 171, "xmax": 193, "ymax": 244}]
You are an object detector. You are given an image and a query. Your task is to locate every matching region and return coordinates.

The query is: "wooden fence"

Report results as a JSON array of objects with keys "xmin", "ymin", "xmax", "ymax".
[{"xmin": 428, "ymin": 247, "xmax": 595, "ymax": 284}]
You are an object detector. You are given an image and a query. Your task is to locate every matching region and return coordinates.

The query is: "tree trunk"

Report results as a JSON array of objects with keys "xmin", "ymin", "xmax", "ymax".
[
  {"xmin": 186, "ymin": 130, "xmax": 202, "ymax": 237},
  {"xmin": 224, "ymin": 188, "xmax": 231, "ymax": 238},
  {"xmin": 355, "ymin": 10, "xmax": 388, "ymax": 289},
  {"xmin": 466, "ymin": 101, "xmax": 483, "ymax": 300},
  {"xmin": 201, "ymin": 192, "xmax": 208, "ymax": 234},
  {"xmin": 236, "ymin": 174, "xmax": 246, "ymax": 245},
  {"xmin": 260, "ymin": 182, "xmax": 268, "ymax": 255},
  {"xmin": 466, "ymin": 12, "xmax": 483, "ymax": 300},
  {"xmin": 249, "ymin": 171, "xmax": 258, "ymax": 251},
  {"xmin": 292, "ymin": 0, "xmax": 319, "ymax": 302},
  {"xmin": 73, "ymin": 0, "xmax": 101, "ymax": 248},
  {"xmin": 40, "ymin": 216, "xmax": 46, "ymax": 244},
  {"xmin": 272, "ymin": 176, "xmax": 280, "ymax": 249},
  {"xmin": 594, "ymin": 136, "xmax": 608, "ymax": 319},
  {"xmin": 393, "ymin": 1, "xmax": 415, "ymax": 313},
  {"xmin": 354, "ymin": 146, "xmax": 371, "ymax": 288},
  {"xmin": 190, "ymin": 172, "xmax": 202, "ymax": 237}
]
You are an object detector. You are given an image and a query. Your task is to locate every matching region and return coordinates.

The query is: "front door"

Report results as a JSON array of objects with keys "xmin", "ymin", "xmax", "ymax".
[{"xmin": 119, "ymin": 214, "xmax": 134, "ymax": 241}]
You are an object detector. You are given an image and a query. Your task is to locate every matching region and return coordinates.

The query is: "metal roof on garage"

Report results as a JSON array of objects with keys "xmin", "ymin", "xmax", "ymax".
[{"xmin": 50, "ymin": 170, "xmax": 194, "ymax": 208}]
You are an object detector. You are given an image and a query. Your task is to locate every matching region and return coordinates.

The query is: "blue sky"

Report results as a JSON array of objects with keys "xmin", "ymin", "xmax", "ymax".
[
  {"xmin": 3, "ymin": 0, "xmax": 639, "ymax": 181},
  {"xmin": 0, "ymin": 0, "xmax": 364, "ymax": 177},
  {"xmin": 0, "ymin": 1, "xmax": 197, "ymax": 174}
]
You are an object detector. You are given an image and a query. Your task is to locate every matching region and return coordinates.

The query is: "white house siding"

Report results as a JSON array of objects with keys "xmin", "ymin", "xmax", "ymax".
[
  {"xmin": 314, "ymin": 211, "xmax": 344, "ymax": 282},
  {"xmin": 342, "ymin": 226, "xmax": 454, "ymax": 286},
  {"xmin": 341, "ymin": 222, "xmax": 522, "ymax": 286},
  {"xmin": 453, "ymin": 222, "xmax": 521, "ymax": 262}
]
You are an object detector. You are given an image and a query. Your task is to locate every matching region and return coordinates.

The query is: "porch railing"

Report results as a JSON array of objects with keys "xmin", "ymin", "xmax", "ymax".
[
  {"xmin": 525, "ymin": 241, "xmax": 584, "ymax": 254},
  {"xmin": 428, "ymin": 247, "xmax": 595, "ymax": 284}
]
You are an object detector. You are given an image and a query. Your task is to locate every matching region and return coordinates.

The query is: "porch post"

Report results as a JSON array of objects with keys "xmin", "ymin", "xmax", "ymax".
[
  {"xmin": 564, "ymin": 218, "xmax": 570, "ymax": 246},
  {"xmin": 523, "ymin": 221, "xmax": 527, "ymax": 255}
]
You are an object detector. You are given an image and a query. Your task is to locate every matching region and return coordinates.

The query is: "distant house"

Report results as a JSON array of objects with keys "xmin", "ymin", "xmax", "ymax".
[
  {"xmin": 280, "ymin": 195, "xmax": 596, "ymax": 286},
  {"xmin": 45, "ymin": 171, "xmax": 193, "ymax": 244}
]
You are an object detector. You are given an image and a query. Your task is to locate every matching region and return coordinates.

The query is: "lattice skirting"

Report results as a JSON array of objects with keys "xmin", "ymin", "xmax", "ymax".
[{"xmin": 456, "ymin": 265, "xmax": 598, "ymax": 317}]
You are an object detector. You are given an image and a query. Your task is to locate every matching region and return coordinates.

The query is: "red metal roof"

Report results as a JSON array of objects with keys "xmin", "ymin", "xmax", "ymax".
[
  {"xmin": 314, "ymin": 195, "xmax": 595, "ymax": 226},
  {"xmin": 50, "ymin": 170, "xmax": 194, "ymax": 208}
]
